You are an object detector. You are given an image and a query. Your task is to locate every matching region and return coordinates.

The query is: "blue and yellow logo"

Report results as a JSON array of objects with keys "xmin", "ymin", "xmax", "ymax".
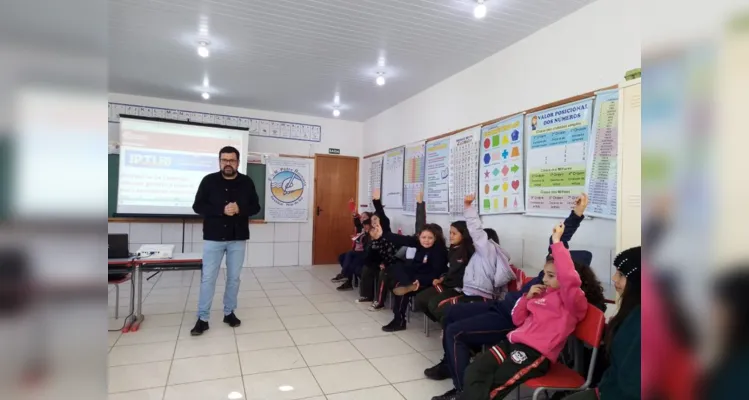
[{"xmin": 269, "ymin": 168, "xmax": 306, "ymax": 205}]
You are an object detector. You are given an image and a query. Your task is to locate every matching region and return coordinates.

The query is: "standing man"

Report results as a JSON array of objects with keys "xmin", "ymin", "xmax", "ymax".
[{"xmin": 190, "ymin": 146, "xmax": 260, "ymax": 336}]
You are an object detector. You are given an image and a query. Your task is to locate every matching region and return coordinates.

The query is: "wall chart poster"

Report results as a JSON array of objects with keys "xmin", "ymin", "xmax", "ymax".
[
  {"xmin": 449, "ymin": 126, "xmax": 481, "ymax": 217},
  {"xmin": 424, "ymin": 138, "xmax": 450, "ymax": 214},
  {"xmin": 479, "ymin": 113, "xmax": 525, "ymax": 215},
  {"xmin": 382, "ymin": 147, "xmax": 405, "ymax": 208},
  {"xmin": 585, "ymin": 89, "xmax": 619, "ymax": 219},
  {"xmin": 367, "ymin": 155, "xmax": 384, "ymax": 210},
  {"xmin": 525, "ymin": 98, "xmax": 594, "ymax": 217},
  {"xmin": 403, "ymin": 141, "xmax": 426, "ymax": 215},
  {"xmin": 265, "ymin": 158, "xmax": 311, "ymax": 222}
]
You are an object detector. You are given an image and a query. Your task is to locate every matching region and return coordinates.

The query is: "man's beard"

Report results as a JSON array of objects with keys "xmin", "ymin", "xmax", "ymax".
[{"xmin": 222, "ymin": 166, "xmax": 237, "ymax": 177}]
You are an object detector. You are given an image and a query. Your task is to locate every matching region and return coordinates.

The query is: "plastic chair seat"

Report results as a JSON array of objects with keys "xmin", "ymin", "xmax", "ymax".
[{"xmin": 525, "ymin": 362, "xmax": 585, "ymax": 389}]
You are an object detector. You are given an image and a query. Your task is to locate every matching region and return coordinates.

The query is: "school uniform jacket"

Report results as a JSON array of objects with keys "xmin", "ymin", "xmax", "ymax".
[
  {"xmin": 508, "ymin": 242, "xmax": 588, "ymax": 362},
  {"xmin": 462, "ymin": 205, "xmax": 514, "ymax": 299},
  {"xmin": 382, "ymin": 232, "xmax": 449, "ymax": 287}
]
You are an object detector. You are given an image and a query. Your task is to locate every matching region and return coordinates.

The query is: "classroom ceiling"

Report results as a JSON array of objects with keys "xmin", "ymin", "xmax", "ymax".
[{"xmin": 109, "ymin": 0, "xmax": 595, "ymax": 122}]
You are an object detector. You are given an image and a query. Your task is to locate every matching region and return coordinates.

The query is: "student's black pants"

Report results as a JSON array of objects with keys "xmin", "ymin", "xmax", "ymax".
[
  {"xmin": 461, "ymin": 341, "xmax": 550, "ymax": 400},
  {"xmin": 387, "ymin": 262, "xmax": 430, "ymax": 322},
  {"xmin": 414, "ymin": 285, "xmax": 488, "ymax": 324},
  {"xmin": 360, "ymin": 263, "xmax": 389, "ymax": 304}
]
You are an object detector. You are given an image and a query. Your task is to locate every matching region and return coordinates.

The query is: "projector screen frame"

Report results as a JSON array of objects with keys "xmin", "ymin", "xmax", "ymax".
[{"xmin": 115, "ymin": 114, "xmax": 250, "ymax": 217}]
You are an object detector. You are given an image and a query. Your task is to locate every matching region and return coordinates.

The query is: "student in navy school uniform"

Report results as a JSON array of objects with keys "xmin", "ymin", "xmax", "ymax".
[{"xmin": 368, "ymin": 209, "xmax": 448, "ymax": 332}]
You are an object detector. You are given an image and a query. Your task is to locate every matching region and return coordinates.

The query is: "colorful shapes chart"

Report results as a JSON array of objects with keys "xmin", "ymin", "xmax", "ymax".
[{"xmin": 478, "ymin": 114, "xmax": 525, "ymax": 215}]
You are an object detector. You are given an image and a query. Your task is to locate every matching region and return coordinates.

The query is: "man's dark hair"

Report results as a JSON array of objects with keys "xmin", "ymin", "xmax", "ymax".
[{"xmin": 219, "ymin": 146, "xmax": 240, "ymax": 160}]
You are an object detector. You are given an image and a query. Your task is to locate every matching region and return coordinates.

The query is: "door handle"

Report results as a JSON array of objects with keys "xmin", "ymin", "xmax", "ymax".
[{"xmin": 316, "ymin": 206, "xmax": 323, "ymax": 216}]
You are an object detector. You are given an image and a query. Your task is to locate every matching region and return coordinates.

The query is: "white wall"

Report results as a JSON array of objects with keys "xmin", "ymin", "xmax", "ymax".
[
  {"xmin": 108, "ymin": 93, "xmax": 364, "ymax": 267},
  {"xmin": 360, "ymin": 0, "xmax": 640, "ymax": 286}
]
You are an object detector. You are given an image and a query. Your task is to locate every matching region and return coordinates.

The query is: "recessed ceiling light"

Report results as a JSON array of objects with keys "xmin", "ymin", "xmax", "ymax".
[
  {"xmin": 202, "ymin": 76, "xmax": 210, "ymax": 87},
  {"xmin": 334, "ymin": 93, "xmax": 340, "ymax": 105},
  {"xmin": 332, "ymin": 108, "xmax": 340, "ymax": 117},
  {"xmin": 376, "ymin": 72, "xmax": 386, "ymax": 86},
  {"xmin": 201, "ymin": 92, "xmax": 210, "ymax": 100},
  {"xmin": 378, "ymin": 56, "xmax": 386, "ymax": 67},
  {"xmin": 197, "ymin": 41, "xmax": 210, "ymax": 58},
  {"xmin": 474, "ymin": 0, "xmax": 487, "ymax": 19}
]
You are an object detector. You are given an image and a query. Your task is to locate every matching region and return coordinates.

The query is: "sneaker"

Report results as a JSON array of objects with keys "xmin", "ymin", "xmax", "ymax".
[
  {"xmin": 392, "ymin": 283, "xmax": 418, "ymax": 296},
  {"xmin": 431, "ymin": 388, "xmax": 459, "ymax": 400},
  {"xmin": 368, "ymin": 302, "xmax": 385, "ymax": 312},
  {"xmin": 424, "ymin": 358, "xmax": 451, "ymax": 380},
  {"xmin": 381, "ymin": 318, "xmax": 406, "ymax": 332},
  {"xmin": 355, "ymin": 297, "xmax": 374, "ymax": 303},
  {"xmin": 190, "ymin": 319, "xmax": 209, "ymax": 336},
  {"xmin": 223, "ymin": 312, "xmax": 241, "ymax": 327},
  {"xmin": 336, "ymin": 281, "xmax": 354, "ymax": 291},
  {"xmin": 331, "ymin": 273, "xmax": 345, "ymax": 283}
]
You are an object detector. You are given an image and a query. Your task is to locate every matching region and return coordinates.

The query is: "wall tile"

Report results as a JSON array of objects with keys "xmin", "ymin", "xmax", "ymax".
[
  {"xmin": 273, "ymin": 223, "xmax": 300, "ymax": 242},
  {"xmin": 247, "ymin": 243, "xmax": 274, "ymax": 267},
  {"xmin": 191, "ymin": 223, "xmax": 204, "ymax": 243},
  {"xmin": 129, "ymin": 223, "xmax": 162, "ymax": 243},
  {"xmin": 162, "ymin": 223, "xmax": 188, "ymax": 243},
  {"xmin": 273, "ymin": 242, "xmax": 298, "ymax": 267},
  {"xmin": 298, "ymin": 242, "xmax": 312, "ymax": 266},
  {"xmin": 299, "ymin": 222, "xmax": 313, "ymax": 242},
  {"xmin": 249, "ymin": 223, "xmax": 275, "ymax": 243},
  {"xmin": 108, "ymin": 223, "xmax": 130, "ymax": 235}
]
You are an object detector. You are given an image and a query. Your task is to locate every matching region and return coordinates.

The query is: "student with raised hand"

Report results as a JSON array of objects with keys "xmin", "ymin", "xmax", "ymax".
[
  {"xmin": 357, "ymin": 188, "xmax": 395, "ymax": 309},
  {"xmin": 452, "ymin": 222, "xmax": 590, "ymax": 400},
  {"xmin": 369, "ymin": 208, "xmax": 449, "ymax": 332},
  {"xmin": 563, "ymin": 246, "xmax": 641, "ymax": 400},
  {"xmin": 332, "ymin": 200, "xmax": 372, "ymax": 287},
  {"xmin": 428, "ymin": 194, "xmax": 603, "ymax": 397}
]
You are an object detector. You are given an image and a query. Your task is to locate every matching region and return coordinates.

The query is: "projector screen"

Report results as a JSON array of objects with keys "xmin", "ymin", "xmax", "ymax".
[{"xmin": 116, "ymin": 117, "xmax": 248, "ymax": 216}]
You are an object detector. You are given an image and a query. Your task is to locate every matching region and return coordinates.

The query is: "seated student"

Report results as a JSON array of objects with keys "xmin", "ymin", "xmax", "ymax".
[
  {"xmin": 429, "ymin": 194, "xmax": 601, "ymax": 395},
  {"xmin": 701, "ymin": 268, "xmax": 749, "ymax": 400},
  {"xmin": 434, "ymin": 195, "xmax": 515, "ymax": 322},
  {"xmin": 335, "ymin": 213, "xmax": 372, "ymax": 291},
  {"xmin": 332, "ymin": 204, "xmax": 371, "ymax": 284},
  {"xmin": 369, "ymin": 217, "xmax": 448, "ymax": 332},
  {"xmin": 453, "ymin": 224, "xmax": 590, "ymax": 400},
  {"xmin": 356, "ymin": 189, "xmax": 393, "ymax": 307},
  {"xmin": 416, "ymin": 194, "xmax": 514, "ymax": 325},
  {"xmin": 563, "ymin": 246, "xmax": 641, "ymax": 400}
]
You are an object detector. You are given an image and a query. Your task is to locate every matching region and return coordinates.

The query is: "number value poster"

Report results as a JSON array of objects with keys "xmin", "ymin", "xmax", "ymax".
[
  {"xmin": 265, "ymin": 157, "xmax": 311, "ymax": 222},
  {"xmin": 479, "ymin": 114, "xmax": 525, "ymax": 214},
  {"xmin": 382, "ymin": 147, "xmax": 405, "ymax": 208},
  {"xmin": 525, "ymin": 98, "xmax": 594, "ymax": 217},
  {"xmin": 367, "ymin": 155, "xmax": 384, "ymax": 210},
  {"xmin": 424, "ymin": 138, "xmax": 450, "ymax": 213},
  {"xmin": 585, "ymin": 89, "xmax": 619, "ymax": 219},
  {"xmin": 403, "ymin": 141, "xmax": 426, "ymax": 215},
  {"xmin": 449, "ymin": 126, "xmax": 481, "ymax": 217}
]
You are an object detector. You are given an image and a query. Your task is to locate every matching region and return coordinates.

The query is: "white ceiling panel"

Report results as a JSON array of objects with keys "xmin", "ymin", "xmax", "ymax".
[{"xmin": 109, "ymin": 0, "xmax": 595, "ymax": 121}]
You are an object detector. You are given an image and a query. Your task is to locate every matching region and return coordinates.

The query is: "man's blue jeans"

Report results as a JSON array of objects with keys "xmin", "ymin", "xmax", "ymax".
[{"xmin": 197, "ymin": 240, "xmax": 246, "ymax": 321}]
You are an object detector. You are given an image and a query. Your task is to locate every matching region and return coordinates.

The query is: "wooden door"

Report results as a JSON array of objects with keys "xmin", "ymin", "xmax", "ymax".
[{"xmin": 313, "ymin": 154, "xmax": 359, "ymax": 265}]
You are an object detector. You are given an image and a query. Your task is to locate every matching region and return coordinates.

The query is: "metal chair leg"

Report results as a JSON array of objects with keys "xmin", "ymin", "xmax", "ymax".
[
  {"xmin": 424, "ymin": 314, "xmax": 430, "ymax": 336},
  {"xmin": 114, "ymin": 284, "xmax": 120, "ymax": 319}
]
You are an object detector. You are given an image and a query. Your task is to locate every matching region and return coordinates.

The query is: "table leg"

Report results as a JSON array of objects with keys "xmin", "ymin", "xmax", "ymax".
[
  {"xmin": 130, "ymin": 263, "xmax": 146, "ymax": 332},
  {"xmin": 122, "ymin": 276, "xmax": 136, "ymax": 333}
]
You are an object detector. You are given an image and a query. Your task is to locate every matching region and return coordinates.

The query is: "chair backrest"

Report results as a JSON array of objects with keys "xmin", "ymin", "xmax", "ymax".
[
  {"xmin": 574, "ymin": 303, "xmax": 606, "ymax": 348},
  {"xmin": 509, "ymin": 265, "xmax": 528, "ymax": 292}
]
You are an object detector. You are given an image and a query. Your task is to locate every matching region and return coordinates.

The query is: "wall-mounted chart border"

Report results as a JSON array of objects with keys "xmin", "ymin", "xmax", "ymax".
[{"xmin": 108, "ymin": 102, "xmax": 322, "ymax": 143}]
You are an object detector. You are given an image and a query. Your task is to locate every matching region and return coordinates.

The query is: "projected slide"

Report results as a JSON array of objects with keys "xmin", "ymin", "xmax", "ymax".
[{"xmin": 117, "ymin": 117, "xmax": 248, "ymax": 215}]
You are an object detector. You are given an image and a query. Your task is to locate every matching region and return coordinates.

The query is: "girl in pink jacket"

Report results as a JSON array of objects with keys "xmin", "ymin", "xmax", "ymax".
[{"xmin": 460, "ymin": 222, "xmax": 589, "ymax": 400}]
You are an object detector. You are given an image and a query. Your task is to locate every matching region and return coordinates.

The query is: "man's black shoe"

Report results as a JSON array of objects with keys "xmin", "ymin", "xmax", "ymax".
[
  {"xmin": 223, "ymin": 312, "xmax": 241, "ymax": 327},
  {"xmin": 190, "ymin": 319, "xmax": 209, "ymax": 336}
]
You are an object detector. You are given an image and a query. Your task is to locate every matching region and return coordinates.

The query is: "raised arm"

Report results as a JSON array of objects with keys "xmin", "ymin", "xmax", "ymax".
[
  {"xmin": 547, "ymin": 193, "xmax": 587, "ymax": 251},
  {"xmin": 353, "ymin": 215, "xmax": 363, "ymax": 233},
  {"xmin": 550, "ymin": 223, "xmax": 588, "ymax": 320},
  {"xmin": 463, "ymin": 194, "xmax": 490, "ymax": 256},
  {"xmin": 383, "ymin": 231, "xmax": 420, "ymax": 248},
  {"xmin": 415, "ymin": 191, "xmax": 426, "ymax": 234},
  {"xmin": 372, "ymin": 189, "xmax": 391, "ymax": 233},
  {"xmin": 192, "ymin": 176, "xmax": 223, "ymax": 216}
]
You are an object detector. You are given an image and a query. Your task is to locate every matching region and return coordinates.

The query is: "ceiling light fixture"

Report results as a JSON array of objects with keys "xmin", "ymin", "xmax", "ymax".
[
  {"xmin": 197, "ymin": 41, "xmax": 210, "ymax": 58},
  {"xmin": 201, "ymin": 92, "xmax": 210, "ymax": 100},
  {"xmin": 376, "ymin": 72, "xmax": 386, "ymax": 86},
  {"xmin": 334, "ymin": 93, "xmax": 340, "ymax": 105},
  {"xmin": 332, "ymin": 108, "xmax": 341, "ymax": 117},
  {"xmin": 474, "ymin": 0, "xmax": 487, "ymax": 19}
]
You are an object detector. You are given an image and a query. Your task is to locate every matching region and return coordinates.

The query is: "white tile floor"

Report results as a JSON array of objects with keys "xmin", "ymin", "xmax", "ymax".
[{"xmin": 108, "ymin": 265, "xmax": 536, "ymax": 400}]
